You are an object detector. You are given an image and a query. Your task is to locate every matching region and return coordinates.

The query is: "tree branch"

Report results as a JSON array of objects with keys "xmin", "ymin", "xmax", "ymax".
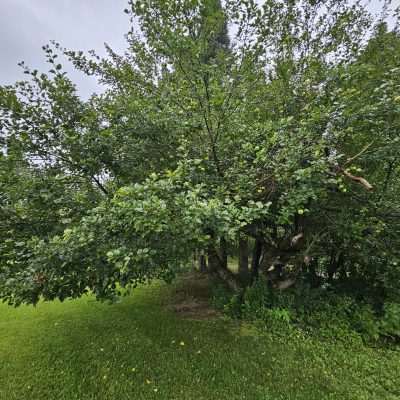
[
  {"xmin": 341, "ymin": 168, "xmax": 373, "ymax": 191},
  {"xmin": 92, "ymin": 175, "xmax": 109, "ymax": 195}
]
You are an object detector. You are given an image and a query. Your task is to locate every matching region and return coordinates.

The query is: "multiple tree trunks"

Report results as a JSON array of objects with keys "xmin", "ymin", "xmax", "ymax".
[
  {"xmin": 206, "ymin": 239, "xmax": 242, "ymax": 292},
  {"xmin": 197, "ymin": 232, "xmax": 311, "ymax": 292},
  {"xmin": 195, "ymin": 232, "xmax": 243, "ymax": 291}
]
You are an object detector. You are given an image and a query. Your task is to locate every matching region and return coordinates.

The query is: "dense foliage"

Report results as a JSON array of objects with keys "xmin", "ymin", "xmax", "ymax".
[{"xmin": 1, "ymin": 0, "xmax": 400, "ymax": 338}]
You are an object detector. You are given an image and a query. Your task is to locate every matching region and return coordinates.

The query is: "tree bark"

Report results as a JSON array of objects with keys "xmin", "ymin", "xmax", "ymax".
[
  {"xmin": 328, "ymin": 251, "xmax": 344, "ymax": 282},
  {"xmin": 207, "ymin": 238, "xmax": 241, "ymax": 291},
  {"xmin": 207, "ymin": 243, "xmax": 220, "ymax": 273},
  {"xmin": 213, "ymin": 265, "xmax": 241, "ymax": 292},
  {"xmin": 220, "ymin": 237, "xmax": 228, "ymax": 269},
  {"xmin": 198, "ymin": 251, "xmax": 207, "ymax": 273},
  {"xmin": 251, "ymin": 239, "xmax": 263, "ymax": 282},
  {"xmin": 238, "ymin": 236, "xmax": 249, "ymax": 283}
]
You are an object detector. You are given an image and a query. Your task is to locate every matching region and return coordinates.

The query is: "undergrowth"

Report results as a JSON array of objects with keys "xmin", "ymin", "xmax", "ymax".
[{"xmin": 212, "ymin": 279, "xmax": 400, "ymax": 345}]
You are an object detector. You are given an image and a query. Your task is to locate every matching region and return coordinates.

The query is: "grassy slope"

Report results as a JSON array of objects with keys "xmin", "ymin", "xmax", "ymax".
[{"xmin": 0, "ymin": 279, "xmax": 399, "ymax": 400}]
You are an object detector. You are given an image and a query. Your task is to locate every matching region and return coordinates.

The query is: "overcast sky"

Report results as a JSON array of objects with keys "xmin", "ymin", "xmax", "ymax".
[
  {"xmin": 0, "ymin": 0, "xmax": 130, "ymax": 98},
  {"xmin": 0, "ymin": 0, "xmax": 398, "ymax": 99}
]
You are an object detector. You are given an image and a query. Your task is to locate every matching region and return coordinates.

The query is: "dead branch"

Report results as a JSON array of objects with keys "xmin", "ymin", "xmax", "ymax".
[
  {"xmin": 341, "ymin": 169, "xmax": 373, "ymax": 191},
  {"xmin": 290, "ymin": 233, "xmax": 304, "ymax": 247}
]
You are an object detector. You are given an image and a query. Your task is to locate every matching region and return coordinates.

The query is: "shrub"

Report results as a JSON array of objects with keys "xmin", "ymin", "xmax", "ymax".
[
  {"xmin": 380, "ymin": 303, "xmax": 400, "ymax": 339},
  {"xmin": 212, "ymin": 278, "xmax": 400, "ymax": 343}
]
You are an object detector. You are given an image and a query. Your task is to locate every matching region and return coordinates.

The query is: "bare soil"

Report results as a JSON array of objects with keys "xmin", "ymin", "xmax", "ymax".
[{"xmin": 166, "ymin": 271, "xmax": 220, "ymax": 320}]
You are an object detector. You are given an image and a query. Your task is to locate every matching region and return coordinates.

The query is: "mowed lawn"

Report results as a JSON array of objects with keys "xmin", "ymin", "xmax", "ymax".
[{"xmin": 0, "ymin": 277, "xmax": 399, "ymax": 400}]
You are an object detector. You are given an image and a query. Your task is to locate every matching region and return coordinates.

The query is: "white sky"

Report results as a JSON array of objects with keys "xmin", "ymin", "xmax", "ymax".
[
  {"xmin": 0, "ymin": 0, "xmax": 398, "ymax": 99},
  {"xmin": 0, "ymin": 0, "xmax": 130, "ymax": 98}
]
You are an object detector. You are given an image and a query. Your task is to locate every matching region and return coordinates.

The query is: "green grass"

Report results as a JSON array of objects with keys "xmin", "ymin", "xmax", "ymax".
[{"xmin": 1, "ymin": 277, "xmax": 399, "ymax": 400}]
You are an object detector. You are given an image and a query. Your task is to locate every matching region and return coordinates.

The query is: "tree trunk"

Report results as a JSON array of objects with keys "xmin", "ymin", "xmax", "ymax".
[
  {"xmin": 307, "ymin": 259, "xmax": 321, "ymax": 288},
  {"xmin": 207, "ymin": 243, "xmax": 220, "ymax": 272},
  {"xmin": 198, "ymin": 250, "xmax": 207, "ymax": 273},
  {"xmin": 213, "ymin": 265, "xmax": 241, "ymax": 292},
  {"xmin": 238, "ymin": 236, "xmax": 249, "ymax": 283},
  {"xmin": 220, "ymin": 237, "xmax": 228, "ymax": 269},
  {"xmin": 328, "ymin": 251, "xmax": 344, "ymax": 282},
  {"xmin": 251, "ymin": 239, "xmax": 263, "ymax": 282},
  {"xmin": 207, "ymin": 238, "xmax": 241, "ymax": 292}
]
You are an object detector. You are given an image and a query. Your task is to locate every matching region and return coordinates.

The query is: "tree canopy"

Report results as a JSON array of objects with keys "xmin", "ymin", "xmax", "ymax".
[{"xmin": 0, "ymin": 0, "xmax": 400, "ymax": 309}]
